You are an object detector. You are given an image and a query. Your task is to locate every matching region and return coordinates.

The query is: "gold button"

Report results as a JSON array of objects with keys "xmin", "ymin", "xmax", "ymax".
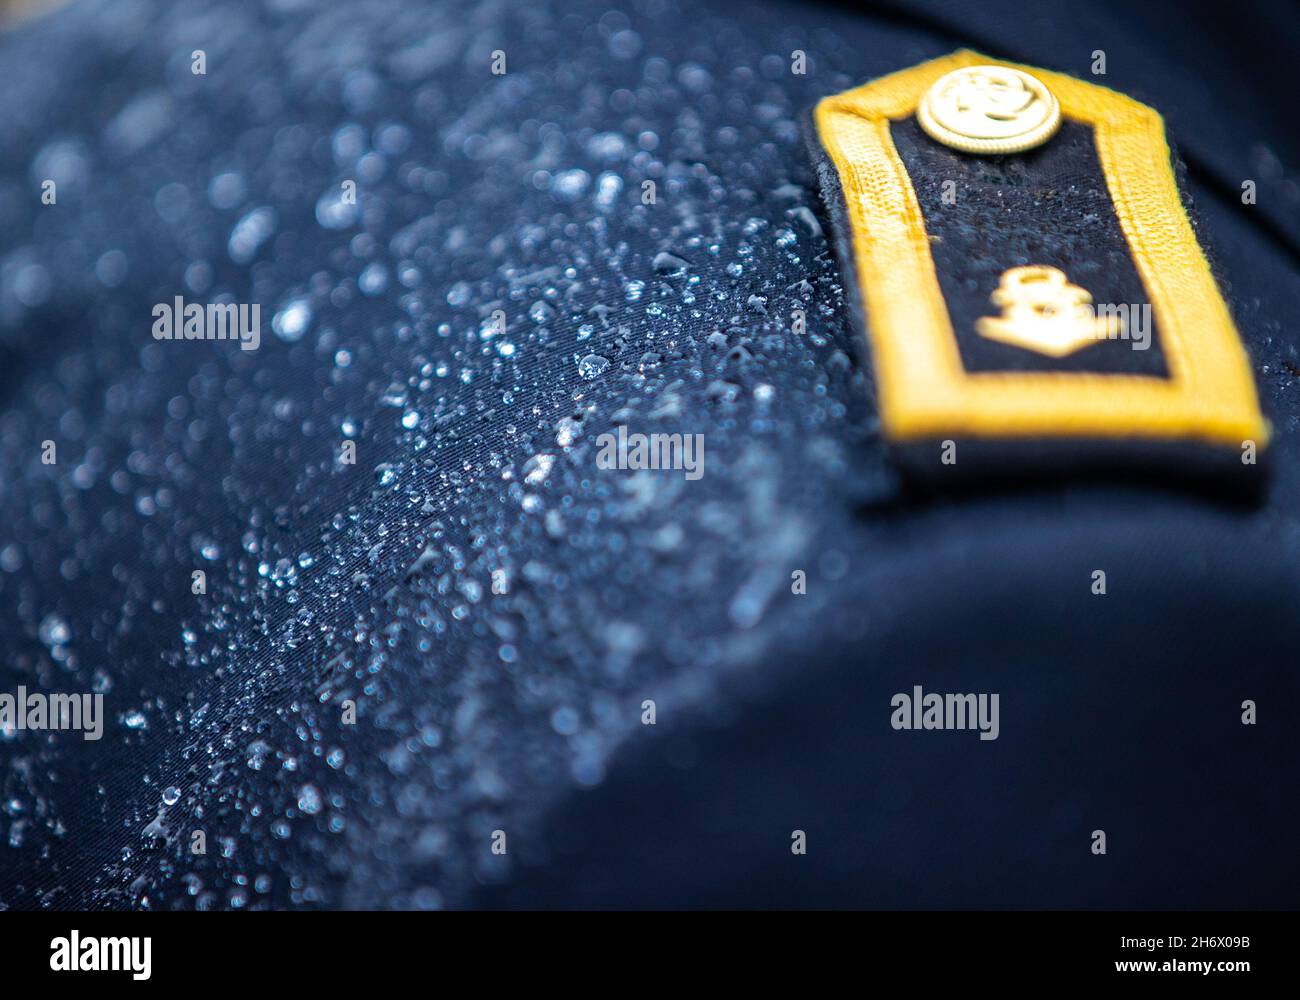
[{"xmin": 917, "ymin": 65, "xmax": 1061, "ymax": 155}]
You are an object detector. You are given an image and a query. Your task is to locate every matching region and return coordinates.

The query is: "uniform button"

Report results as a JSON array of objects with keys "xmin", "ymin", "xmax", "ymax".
[{"xmin": 917, "ymin": 65, "xmax": 1061, "ymax": 155}]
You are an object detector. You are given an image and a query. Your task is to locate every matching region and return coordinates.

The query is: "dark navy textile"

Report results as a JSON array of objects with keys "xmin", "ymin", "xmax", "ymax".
[{"xmin": 0, "ymin": 0, "xmax": 1297, "ymax": 909}]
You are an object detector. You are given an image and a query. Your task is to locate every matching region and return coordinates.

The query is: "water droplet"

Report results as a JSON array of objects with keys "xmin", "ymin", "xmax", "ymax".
[
  {"xmin": 297, "ymin": 785, "xmax": 322, "ymax": 815},
  {"xmin": 551, "ymin": 168, "xmax": 590, "ymax": 201},
  {"xmin": 228, "ymin": 207, "xmax": 277, "ymax": 264},
  {"xmin": 246, "ymin": 740, "xmax": 271, "ymax": 770},
  {"xmin": 358, "ymin": 262, "xmax": 389, "ymax": 296},
  {"xmin": 653, "ymin": 251, "xmax": 689, "ymax": 273},
  {"xmin": 209, "ymin": 172, "xmax": 247, "ymax": 210},
  {"xmin": 38, "ymin": 613, "xmax": 71, "ymax": 647},
  {"xmin": 315, "ymin": 187, "xmax": 359, "ymax": 230},
  {"xmin": 555, "ymin": 416, "xmax": 582, "ymax": 447},
  {"xmin": 523, "ymin": 454, "xmax": 555, "ymax": 485},
  {"xmin": 595, "ymin": 171, "xmax": 623, "ymax": 209},
  {"xmin": 551, "ymin": 706, "xmax": 580, "ymax": 736},
  {"xmin": 577, "ymin": 354, "xmax": 610, "ymax": 379},
  {"xmin": 272, "ymin": 298, "xmax": 313, "ymax": 342}
]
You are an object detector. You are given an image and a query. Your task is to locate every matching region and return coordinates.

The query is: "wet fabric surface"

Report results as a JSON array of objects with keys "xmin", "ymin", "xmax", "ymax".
[{"xmin": 0, "ymin": 0, "xmax": 1298, "ymax": 909}]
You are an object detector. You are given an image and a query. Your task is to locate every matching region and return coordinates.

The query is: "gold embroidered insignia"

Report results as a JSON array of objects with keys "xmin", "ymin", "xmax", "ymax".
[{"xmin": 811, "ymin": 50, "xmax": 1268, "ymax": 460}]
